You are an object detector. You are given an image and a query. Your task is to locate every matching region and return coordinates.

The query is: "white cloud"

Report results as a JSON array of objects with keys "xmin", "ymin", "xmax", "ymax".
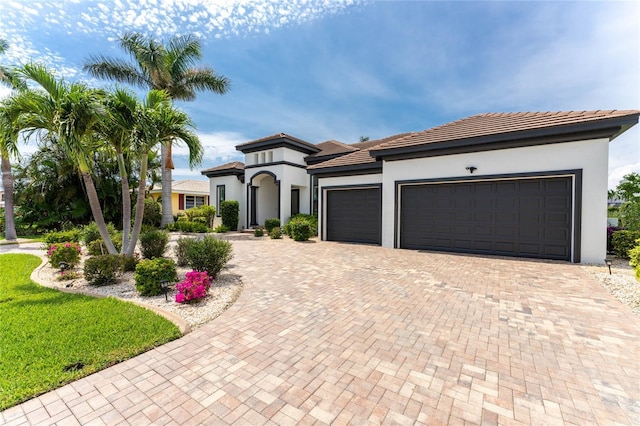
[
  {"xmin": 171, "ymin": 131, "xmax": 245, "ymax": 164},
  {"xmin": 609, "ymin": 161, "xmax": 640, "ymax": 191}
]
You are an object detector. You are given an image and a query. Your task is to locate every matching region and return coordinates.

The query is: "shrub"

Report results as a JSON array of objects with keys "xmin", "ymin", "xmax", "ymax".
[
  {"xmin": 184, "ymin": 205, "xmax": 216, "ymax": 228},
  {"xmin": 134, "ymin": 258, "xmax": 177, "ymax": 296},
  {"xmin": 57, "ymin": 270, "xmax": 81, "ymax": 281},
  {"xmin": 270, "ymin": 226, "xmax": 282, "ymax": 239},
  {"xmin": 290, "ymin": 220, "xmax": 311, "ymax": 242},
  {"xmin": 174, "ymin": 237, "xmax": 197, "ymax": 267},
  {"xmin": 43, "ymin": 229, "xmax": 81, "ymax": 245},
  {"xmin": 283, "ymin": 214, "xmax": 318, "ymax": 237},
  {"xmin": 175, "ymin": 271, "xmax": 211, "ymax": 304},
  {"xmin": 619, "ymin": 201, "xmax": 640, "ymax": 231},
  {"xmin": 84, "ymin": 254, "xmax": 122, "ymax": 286},
  {"xmin": 612, "ymin": 230, "xmax": 640, "ymax": 258},
  {"xmin": 141, "ymin": 198, "xmax": 162, "ymax": 227},
  {"xmin": 121, "ymin": 253, "xmax": 140, "ymax": 272},
  {"xmin": 213, "ymin": 224, "xmax": 229, "ymax": 233},
  {"xmin": 165, "ymin": 221, "xmax": 209, "ymax": 233},
  {"xmin": 254, "ymin": 227, "xmax": 264, "ymax": 237},
  {"xmin": 81, "ymin": 222, "xmax": 118, "ymax": 246},
  {"xmin": 139, "ymin": 229, "xmax": 169, "ymax": 259},
  {"xmin": 47, "ymin": 242, "xmax": 82, "ymax": 268},
  {"xmin": 87, "ymin": 237, "xmax": 123, "ymax": 256},
  {"xmin": 607, "ymin": 226, "xmax": 622, "ymax": 253},
  {"xmin": 264, "ymin": 218, "xmax": 280, "ymax": 234},
  {"xmin": 183, "ymin": 236, "xmax": 233, "ymax": 278},
  {"xmin": 629, "ymin": 239, "xmax": 640, "ymax": 268},
  {"xmin": 220, "ymin": 200, "xmax": 240, "ymax": 231}
]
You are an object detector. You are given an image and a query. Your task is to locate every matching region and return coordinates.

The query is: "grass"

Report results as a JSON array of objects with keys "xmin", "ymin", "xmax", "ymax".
[{"xmin": 0, "ymin": 254, "xmax": 181, "ymax": 410}]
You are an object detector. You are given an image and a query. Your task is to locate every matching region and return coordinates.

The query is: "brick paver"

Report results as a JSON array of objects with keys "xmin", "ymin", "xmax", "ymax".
[{"xmin": 2, "ymin": 239, "xmax": 639, "ymax": 425}]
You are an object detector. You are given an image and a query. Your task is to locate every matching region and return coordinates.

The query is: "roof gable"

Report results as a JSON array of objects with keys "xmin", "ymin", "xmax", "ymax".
[{"xmin": 236, "ymin": 133, "xmax": 321, "ymax": 155}]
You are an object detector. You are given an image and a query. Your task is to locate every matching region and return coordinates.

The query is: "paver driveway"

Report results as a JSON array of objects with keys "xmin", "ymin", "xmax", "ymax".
[{"xmin": 2, "ymin": 239, "xmax": 639, "ymax": 425}]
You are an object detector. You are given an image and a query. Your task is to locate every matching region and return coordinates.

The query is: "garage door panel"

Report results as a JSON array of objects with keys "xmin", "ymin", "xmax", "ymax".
[
  {"xmin": 400, "ymin": 176, "xmax": 572, "ymax": 260},
  {"xmin": 326, "ymin": 188, "xmax": 381, "ymax": 245}
]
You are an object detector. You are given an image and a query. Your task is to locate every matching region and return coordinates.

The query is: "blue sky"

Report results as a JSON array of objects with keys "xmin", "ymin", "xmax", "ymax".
[{"xmin": 0, "ymin": 0, "xmax": 638, "ymax": 189}]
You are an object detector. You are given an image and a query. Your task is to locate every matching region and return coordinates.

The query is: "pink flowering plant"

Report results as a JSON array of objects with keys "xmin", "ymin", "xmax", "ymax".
[
  {"xmin": 175, "ymin": 271, "xmax": 211, "ymax": 304},
  {"xmin": 46, "ymin": 242, "xmax": 82, "ymax": 269}
]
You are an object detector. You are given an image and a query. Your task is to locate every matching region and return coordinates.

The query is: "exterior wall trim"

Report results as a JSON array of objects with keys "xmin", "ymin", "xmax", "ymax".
[
  {"xmin": 393, "ymin": 169, "xmax": 583, "ymax": 263},
  {"xmin": 245, "ymin": 161, "xmax": 307, "ymax": 170},
  {"xmin": 246, "ymin": 170, "xmax": 281, "ymax": 228}
]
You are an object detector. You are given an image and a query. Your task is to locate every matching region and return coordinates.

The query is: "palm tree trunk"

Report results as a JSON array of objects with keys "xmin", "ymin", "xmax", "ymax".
[
  {"xmin": 1, "ymin": 155, "xmax": 17, "ymax": 241},
  {"xmin": 127, "ymin": 153, "xmax": 148, "ymax": 257},
  {"xmin": 81, "ymin": 171, "xmax": 118, "ymax": 254},
  {"xmin": 117, "ymin": 152, "xmax": 131, "ymax": 253},
  {"xmin": 160, "ymin": 143, "xmax": 174, "ymax": 227}
]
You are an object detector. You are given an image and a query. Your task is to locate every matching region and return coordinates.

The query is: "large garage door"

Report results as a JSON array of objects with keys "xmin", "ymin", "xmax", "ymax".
[
  {"xmin": 326, "ymin": 187, "xmax": 381, "ymax": 245},
  {"xmin": 399, "ymin": 177, "xmax": 573, "ymax": 260}
]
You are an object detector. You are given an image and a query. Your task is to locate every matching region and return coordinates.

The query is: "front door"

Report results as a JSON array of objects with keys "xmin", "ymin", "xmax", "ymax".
[{"xmin": 250, "ymin": 186, "xmax": 258, "ymax": 226}]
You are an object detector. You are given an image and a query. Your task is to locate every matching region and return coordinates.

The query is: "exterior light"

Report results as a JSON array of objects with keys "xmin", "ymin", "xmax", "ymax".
[
  {"xmin": 160, "ymin": 279, "xmax": 170, "ymax": 302},
  {"xmin": 605, "ymin": 258, "xmax": 612, "ymax": 275},
  {"xmin": 465, "ymin": 166, "xmax": 477, "ymax": 174}
]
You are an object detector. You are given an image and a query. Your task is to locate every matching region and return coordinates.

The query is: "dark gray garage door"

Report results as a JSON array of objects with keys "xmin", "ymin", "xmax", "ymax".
[
  {"xmin": 326, "ymin": 187, "xmax": 381, "ymax": 245},
  {"xmin": 399, "ymin": 177, "xmax": 573, "ymax": 260}
]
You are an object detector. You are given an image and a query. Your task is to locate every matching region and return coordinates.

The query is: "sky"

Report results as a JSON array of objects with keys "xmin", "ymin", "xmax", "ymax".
[{"xmin": 0, "ymin": 0, "xmax": 638, "ymax": 189}]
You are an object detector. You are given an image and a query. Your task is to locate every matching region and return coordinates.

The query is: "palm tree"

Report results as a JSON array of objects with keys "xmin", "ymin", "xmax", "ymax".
[
  {"xmin": 14, "ymin": 63, "xmax": 118, "ymax": 253},
  {"xmin": 0, "ymin": 38, "xmax": 25, "ymax": 241},
  {"xmin": 84, "ymin": 32, "xmax": 230, "ymax": 226},
  {"xmin": 98, "ymin": 88, "xmax": 140, "ymax": 251},
  {"xmin": 125, "ymin": 90, "xmax": 202, "ymax": 256}
]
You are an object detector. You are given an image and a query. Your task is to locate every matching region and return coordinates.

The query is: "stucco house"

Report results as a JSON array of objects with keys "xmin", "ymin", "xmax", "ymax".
[
  {"xmin": 202, "ymin": 110, "xmax": 639, "ymax": 263},
  {"xmin": 148, "ymin": 179, "xmax": 210, "ymax": 214}
]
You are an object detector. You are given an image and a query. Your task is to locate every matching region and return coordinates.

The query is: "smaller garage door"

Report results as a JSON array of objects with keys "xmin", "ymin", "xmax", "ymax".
[
  {"xmin": 399, "ymin": 176, "xmax": 573, "ymax": 260},
  {"xmin": 326, "ymin": 187, "xmax": 381, "ymax": 245}
]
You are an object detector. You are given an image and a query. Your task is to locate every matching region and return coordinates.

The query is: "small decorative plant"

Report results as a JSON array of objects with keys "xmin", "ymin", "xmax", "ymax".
[
  {"xmin": 175, "ymin": 270, "xmax": 211, "ymax": 304},
  {"xmin": 254, "ymin": 227, "xmax": 264, "ymax": 237},
  {"xmin": 57, "ymin": 270, "xmax": 81, "ymax": 281},
  {"xmin": 264, "ymin": 218, "xmax": 280, "ymax": 234},
  {"xmin": 84, "ymin": 254, "xmax": 123, "ymax": 286},
  {"xmin": 134, "ymin": 258, "xmax": 177, "ymax": 296},
  {"xmin": 270, "ymin": 226, "xmax": 282, "ymax": 239},
  {"xmin": 47, "ymin": 242, "xmax": 82, "ymax": 268}
]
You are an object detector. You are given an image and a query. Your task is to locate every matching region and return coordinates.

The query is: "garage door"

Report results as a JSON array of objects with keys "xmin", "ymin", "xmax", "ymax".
[
  {"xmin": 326, "ymin": 187, "xmax": 381, "ymax": 245},
  {"xmin": 399, "ymin": 176, "xmax": 573, "ymax": 260}
]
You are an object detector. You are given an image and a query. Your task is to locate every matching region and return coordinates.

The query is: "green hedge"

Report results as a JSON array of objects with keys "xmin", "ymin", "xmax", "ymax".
[
  {"xmin": 220, "ymin": 200, "xmax": 239, "ymax": 231},
  {"xmin": 181, "ymin": 236, "xmax": 233, "ymax": 279},
  {"xmin": 139, "ymin": 230, "xmax": 168, "ymax": 259},
  {"xmin": 264, "ymin": 218, "xmax": 280, "ymax": 234},
  {"xmin": 612, "ymin": 230, "xmax": 640, "ymax": 259},
  {"xmin": 43, "ymin": 229, "xmax": 82, "ymax": 245}
]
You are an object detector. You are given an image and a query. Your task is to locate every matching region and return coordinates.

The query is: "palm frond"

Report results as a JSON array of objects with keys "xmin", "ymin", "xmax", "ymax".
[
  {"xmin": 181, "ymin": 68, "xmax": 231, "ymax": 95},
  {"xmin": 83, "ymin": 56, "xmax": 149, "ymax": 88},
  {"xmin": 19, "ymin": 63, "xmax": 64, "ymax": 100}
]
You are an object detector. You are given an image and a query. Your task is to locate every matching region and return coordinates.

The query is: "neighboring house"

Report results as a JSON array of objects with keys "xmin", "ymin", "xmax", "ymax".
[
  {"xmin": 0, "ymin": 189, "xmax": 4, "ymax": 209},
  {"xmin": 202, "ymin": 110, "xmax": 639, "ymax": 263},
  {"xmin": 148, "ymin": 179, "xmax": 210, "ymax": 214}
]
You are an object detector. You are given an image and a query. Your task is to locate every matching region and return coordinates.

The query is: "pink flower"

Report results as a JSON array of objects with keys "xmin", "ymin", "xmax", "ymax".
[{"xmin": 175, "ymin": 293, "xmax": 185, "ymax": 303}]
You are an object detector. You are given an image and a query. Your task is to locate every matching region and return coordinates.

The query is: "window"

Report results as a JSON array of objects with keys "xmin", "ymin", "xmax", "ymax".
[
  {"xmin": 254, "ymin": 153, "xmax": 259, "ymax": 164},
  {"xmin": 268, "ymin": 151, "xmax": 273, "ymax": 162},
  {"xmin": 185, "ymin": 195, "xmax": 205, "ymax": 210},
  {"xmin": 261, "ymin": 152, "xmax": 266, "ymax": 163},
  {"xmin": 216, "ymin": 185, "xmax": 225, "ymax": 216}
]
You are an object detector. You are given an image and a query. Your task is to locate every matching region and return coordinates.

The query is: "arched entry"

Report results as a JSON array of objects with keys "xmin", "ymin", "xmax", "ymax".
[{"xmin": 247, "ymin": 171, "xmax": 280, "ymax": 227}]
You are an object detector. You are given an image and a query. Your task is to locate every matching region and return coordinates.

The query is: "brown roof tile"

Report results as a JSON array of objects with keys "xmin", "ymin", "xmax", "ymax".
[
  {"xmin": 201, "ymin": 161, "xmax": 245, "ymax": 174},
  {"xmin": 307, "ymin": 140, "xmax": 357, "ymax": 158},
  {"xmin": 308, "ymin": 132, "xmax": 413, "ymax": 170},
  {"xmin": 371, "ymin": 110, "xmax": 640, "ymax": 153},
  {"xmin": 235, "ymin": 132, "xmax": 318, "ymax": 152}
]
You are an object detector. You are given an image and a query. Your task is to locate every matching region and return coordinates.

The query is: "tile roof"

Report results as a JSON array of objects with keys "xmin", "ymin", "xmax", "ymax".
[
  {"xmin": 308, "ymin": 133, "xmax": 413, "ymax": 170},
  {"xmin": 149, "ymin": 180, "xmax": 209, "ymax": 195},
  {"xmin": 306, "ymin": 140, "xmax": 357, "ymax": 158},
  {"xmin": 201, "ymin": 161, "xmax": 245, "ymax": 174},
  {"xmin": 370, "ymin": 110, "xmax": 640, "ymax": 153}
]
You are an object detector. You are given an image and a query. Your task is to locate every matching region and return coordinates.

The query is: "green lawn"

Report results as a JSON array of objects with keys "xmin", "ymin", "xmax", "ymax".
[{"xmin": 0, "ymin": 254, "xmax": 181, "ymax": 410}]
